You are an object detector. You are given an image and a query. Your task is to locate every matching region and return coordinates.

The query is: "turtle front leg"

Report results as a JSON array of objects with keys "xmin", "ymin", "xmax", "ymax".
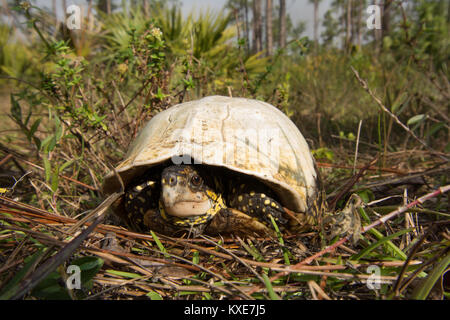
[
  {"xmin": 228, "ymin": 183, "xmax": 288, "ymax": 226},
  {"xmin": 206, "ymin": 208, "xmax": 274, "ymax": 237},
  {"xmin": 323, "ymin": 194, "xmax": 362, "ymax": 244}
]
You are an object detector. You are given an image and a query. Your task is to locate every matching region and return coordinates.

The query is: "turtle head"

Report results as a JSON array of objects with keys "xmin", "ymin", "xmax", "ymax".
[{"xmin": 160, "ymin": 165, "xmax": 213, "ymax": 218}]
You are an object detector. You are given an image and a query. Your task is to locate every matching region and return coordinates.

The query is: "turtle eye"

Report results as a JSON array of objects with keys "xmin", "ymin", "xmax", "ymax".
[
  {"xmin": 190, "ymin": 175, "xmax": 202, "ymax": 186},
  {"xmin": 169, "ymin": 176, "xmax": 176, "ymax": 185}
]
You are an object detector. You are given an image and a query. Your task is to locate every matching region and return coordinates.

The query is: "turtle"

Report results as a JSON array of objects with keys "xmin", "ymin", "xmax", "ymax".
[{"xmin": 103, "ymin": 96, "xmax": 361, "ymax": 240}]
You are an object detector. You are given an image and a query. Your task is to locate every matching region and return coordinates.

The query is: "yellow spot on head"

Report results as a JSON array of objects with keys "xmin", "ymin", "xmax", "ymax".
[
  {"xmin": 162, "ymin": 178, "xmax": 166, "ymax": 184},
  {"xmin": 260, "ymin": 194, "xmax": 266, "ymax": 198},
  {"xmin": 271, "ymin": 202, "xmax": 278, "ymax": 208},
  {"xmin": 264, "ymin": 199, "xmax": 271, "ymax": 206},
  {"xmin": 238, "ymin": 195, "xmax": 243, "ymax": 202},
  {"xmin": 206, "ymin": 189, "xmax": 218, "ymax": 201},
  {"xmin": 262, "ymin": 208, "xmax": 266, "ymax": 213},
  {"xmin": 250, "ymin": 191, "xmax": 255, "ymax": 196}
]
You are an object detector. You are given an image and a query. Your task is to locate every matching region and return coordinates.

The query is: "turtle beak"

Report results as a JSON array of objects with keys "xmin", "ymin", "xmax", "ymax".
[{"xmin": 161, "ymin": 171, "xmax": 211, "ymax": 217}]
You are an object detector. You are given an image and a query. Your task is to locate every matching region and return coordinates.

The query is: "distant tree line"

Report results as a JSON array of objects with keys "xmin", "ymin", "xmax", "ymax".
[{"xmin": 226, "ymin": 0, "xmax": 301, "ymax": 56}]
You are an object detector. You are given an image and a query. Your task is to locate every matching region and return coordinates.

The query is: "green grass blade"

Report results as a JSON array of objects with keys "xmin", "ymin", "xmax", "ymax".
[
  {"xmin": 146, "ymin": 290, "xmax": 163, "ymax": 300},
  {"xmin": 0, "ymin": 247, "xmax": 46, "ymax": 300},
  {"xmin": 368, "ymin": 228, "xmax": 408, "ymax": 260},
  {"xmin": 150, "ymin": 230, "xmax": 169, "ymax": 258},
  {"xmin": 105, "ymin": 270, "xmax": 141, "ymax": 279},
  {"xmin": 262, "ymin": 274, "xmax": 281, "ymax": 300},
  {"xmin": 239, "ymin": 240, "xmax": 265, "ymax": 262},
  {"xmin": 352, "ymin": 228, "xmax": 412, "ymax": 261},
  {"xmin": 269, "ymin": 215, "xmax": 290, "ymax": 265},
  {"xmin": 411, "ymin": 251, "xmax": 450, "ymax": 300}
]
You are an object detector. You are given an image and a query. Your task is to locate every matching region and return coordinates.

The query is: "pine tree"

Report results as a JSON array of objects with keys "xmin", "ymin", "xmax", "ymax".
[
  {"xmin": 266, "ymin": 0, "xmax": 273, "ymax": 55},
  {"xmin": 252, "ymin": 0, "xmax": 263, "ymax": 53},
  {"xmin": 279, "ymin": 0, "xmax": 286, "ymax": 48}
]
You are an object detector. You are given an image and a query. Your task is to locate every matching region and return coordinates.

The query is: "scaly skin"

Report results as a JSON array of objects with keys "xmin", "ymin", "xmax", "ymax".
[{"xmin": 122, "ymin": 164, "xmax": 362, "ymax": 241}]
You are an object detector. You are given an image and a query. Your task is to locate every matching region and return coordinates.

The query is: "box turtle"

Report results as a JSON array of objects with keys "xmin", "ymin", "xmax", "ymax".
[{"xmin": 103, "ymin": 96, "xmax": 360, "ymax": 240}]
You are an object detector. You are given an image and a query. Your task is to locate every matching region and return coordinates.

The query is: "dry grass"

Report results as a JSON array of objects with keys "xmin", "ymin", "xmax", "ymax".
[{"xmin": 0, "ymin": 148, "xmax": 448, "ymax": 300}]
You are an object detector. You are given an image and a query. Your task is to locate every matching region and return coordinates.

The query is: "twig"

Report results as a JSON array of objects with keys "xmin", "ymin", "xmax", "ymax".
[
  {"xmin": 362, "ymin": 185, "xmax": 450, "ymax": 232},
  {"xmin": 392, "ymin": 223, "xmax": 440, "ymax": 296},
  {"xmin": 8, "ymin": 192, "xmax": 121, "ymax": 299},
  {"xmin": 116, "ymin": 78, "xmax": 152, "ymax": 116},
  {"xmin": 252, "ymin": 184, "xmax": 450, "ymax": 293},
  {"xmin": 421, "ymin": 97, "xmax": 450, "ymax": 123},
  {"xmin": 396, "ymin": 247, "xmax": 449, "ymax": 295},
  {"xmin": 328, "ymin": 157, "xmax": 378, "ymax": 209},
  {"xmin": 140, "ymin": 238, "xmax": 254, "ymax": 300},
  {"xmin": 353, "ymin": 120, "xmax": 363, "ymax": 174},
  {"xmin": 308, "ymin": 280, "xmax": 332, "ymax": 300},
  {"xmin": 316, "ymin": 162, "xmax": 408, "ymax": 175},
  {"xmin": 13, "ymin": 156, "xmax": 97, "ymax": 191},
  {"xmin": 0, "ymin": 154, "xmax": 13, "ymax": 167},
  {"xmin": 201, "ymin": 235, "xmax": 270, "ymax": 298},
  {"xmin": 351, "ymin": 66, "xmax": 448, "ymax": 161}
]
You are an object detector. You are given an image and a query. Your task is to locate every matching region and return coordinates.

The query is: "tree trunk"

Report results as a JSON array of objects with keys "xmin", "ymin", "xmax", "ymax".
[
  {"xmin": 356, "ymin": 0, "xmax": 363, "ymax": 47},
  {"xmin": 252, "ymin": 0, "xmax": 263, "ymax": 53},
  {"xmin": 313, "ymin": 0, "xmax": 319, "ymax": 45},
  {"xmin": 382, "ymin": 0, "xmax": 393, "ymax": 39},
  {"xmin": 279, "ymin": 0, "xmax": 286, "ymax": 48},
  {"xmin": 266, "ymin": 0, "xmax": 273, "ymax": 56},
  {"xmin": 98, "ymin": 0, "xmax": 112, "ymax": 14},
  {"xmin": 448, "ymin": 0, "xmax": 450, "ymax": 23},
  {"xmin": 345, "ymin": 0, "xmax": 352, "ymax": 52},
  {"xmin": 374, "ymin": 0, "xmax": 382, "ymax": 54},
  {"xmin": 143, "ymin": 0, "xmax": 150, "ymax": 17},
  {"xmin": 243, "ymin": 0, "xmax": 250, "ymax": 54}
]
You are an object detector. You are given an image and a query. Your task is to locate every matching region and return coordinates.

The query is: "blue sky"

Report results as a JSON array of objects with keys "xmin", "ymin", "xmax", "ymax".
[{"xmin": 35, "ymin": 0, "xmax": 333, "ymax": 39}]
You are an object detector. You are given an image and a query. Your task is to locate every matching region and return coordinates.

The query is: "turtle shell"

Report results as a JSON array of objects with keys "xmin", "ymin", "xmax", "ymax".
[{"xmin": 103, "ymin": 96, "xmax": 320, "ymax": 214}]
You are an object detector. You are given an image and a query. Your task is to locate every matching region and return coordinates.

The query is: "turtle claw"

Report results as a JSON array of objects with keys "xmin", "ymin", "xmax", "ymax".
[{"xmin": 323, "ymin": 194, "xmax": 362, "ymax": 245}]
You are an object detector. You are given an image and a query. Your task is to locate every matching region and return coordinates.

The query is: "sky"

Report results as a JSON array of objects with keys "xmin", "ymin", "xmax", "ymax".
[
  {"xmin": 34, "ymin": 0, "xmax": 333, "ymax": 39},
  {"xmin": 181, "ymin": 0, "xmax": 334, "ymax": 39}
]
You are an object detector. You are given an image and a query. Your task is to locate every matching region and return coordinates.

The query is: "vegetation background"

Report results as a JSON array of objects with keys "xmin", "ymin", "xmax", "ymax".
[{"xmin": 0, "ymin": 0, "xmax": 448, "ymax": 300}]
